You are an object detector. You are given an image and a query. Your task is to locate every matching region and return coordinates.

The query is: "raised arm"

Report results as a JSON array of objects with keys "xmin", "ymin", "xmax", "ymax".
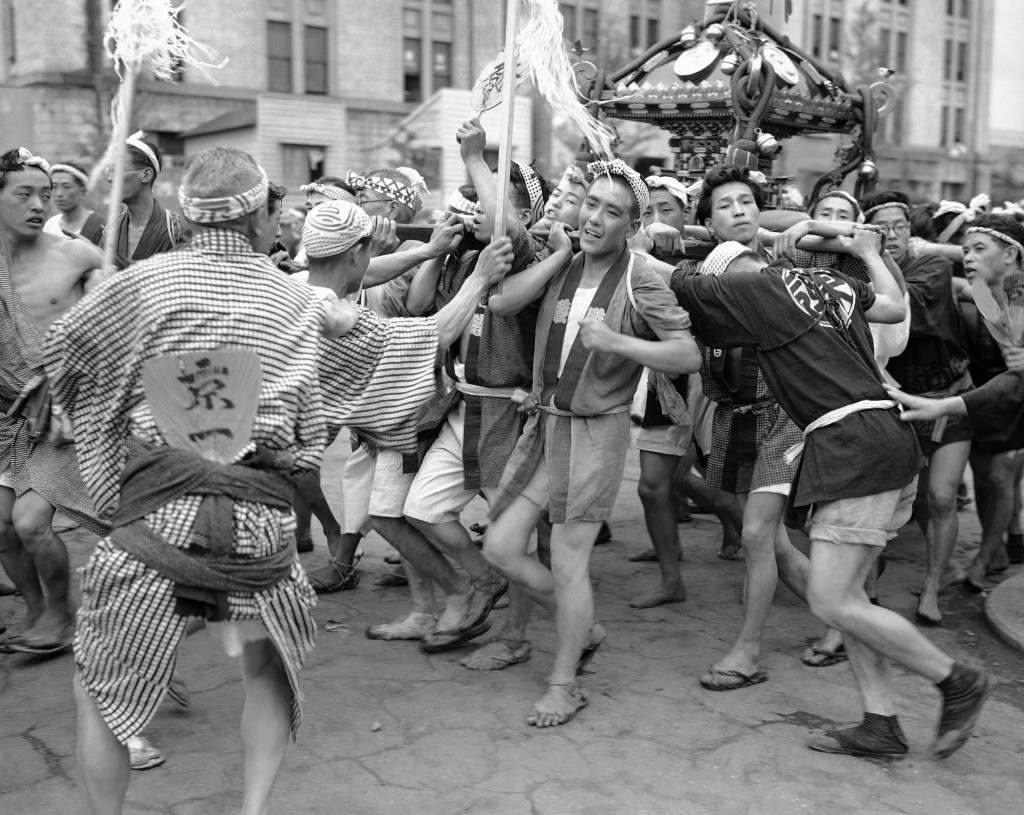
[
  {"xmin": 364, "ymin": 215, "xmax": 464, "ymax": 289},
  {"xmin": 434, "ymin": 237, "xmax": 513, "ymax": 347},
  {"xmin": 843, "ymin": 228, "xmax": 905, "ymax": 323},
  {"xmin": 457, "ymin": 118, "xmax": 523, "ymax": 239}
]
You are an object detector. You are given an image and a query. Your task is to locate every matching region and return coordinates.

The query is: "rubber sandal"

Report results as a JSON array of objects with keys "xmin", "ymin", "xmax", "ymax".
[
  {"xmin": 459, "ymin": 638, "xmax": 531, "ymax": 671},
  {"xmin": 308, "ymin": 555, "xmax": 361, "ymax": 594},
  {"xmin": 526, "ymin": 682, "xmax": 589, "ymax": 727},
  {"xmin": 7, "ymin": 624, "xmax": 74, "ymax": 656},
  {"xmin": 128, "ymin": 736, "xmax": 165, "ymax": 771},
  {"xmin": 420, "ymin": 620, "xmax": 491, "ymax": 653},
  {"xmin": 801, "ymin": 644, "xmax": 847, "ymax": 668},
  {"xmin": 699, "ymin": 667, "xmax": 768, "ymax": 691}
]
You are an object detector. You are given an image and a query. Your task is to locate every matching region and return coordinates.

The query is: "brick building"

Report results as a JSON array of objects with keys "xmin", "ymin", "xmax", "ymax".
[{"xmin": 0, "ymin": 1, "xmax": 1019, "ymax": 209}]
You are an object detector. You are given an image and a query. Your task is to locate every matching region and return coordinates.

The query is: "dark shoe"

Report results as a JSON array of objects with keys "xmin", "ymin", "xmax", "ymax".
[
  {"xmin": 308, "ymin": 557, "xmax": 361, "ymax": 593},
  {"xmin": 932, "ymin": 664, "xmax": 992, "ymax": 759},
  {"xmin": 296, "ymin": 537, "xmax": 314, "ymax": 554},
  {"xmin": 808, "ymin": 720, "xmax": 908, "ymax": 759}
]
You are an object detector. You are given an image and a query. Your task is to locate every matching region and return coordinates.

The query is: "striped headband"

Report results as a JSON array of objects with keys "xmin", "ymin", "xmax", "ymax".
[
  {"xmin": 346, "ymin": 171, "xmax": 424, "ymax": 213},
  {"xmin": 126, "ymin": 130, "xmax": 160, "ymax": 174},
  {"xmin": 863, "ymin": 201, "xmax": 909, "ymax": 222},
  {"xmin": 446, "ymin": 189, "xmax": 477, "ymax": 216},
  {"xmin": 965, "ymin": 226, "xmax": 1024, "ymax": 259},
  {"xmin": 814, "ymin": 189, "xmax": 863, "ymax": 223},
  {"xmin": 178, "ymin": 166, "xmax": 269, "ymax": 224},
  {"xmin": 11, "ymin": 147, "xmax": 50, "ymax": 176},
  {"xmin": 300, "ymin": 182, "xmax": 356, "ymax": 204},
  {"xmin": 645, "ymin": 175, "xmax": 690, "ymax": 208},
  {"xmin": 303, "ymin": 200, "xmax": 373, "ymax": 258},
  {"xmin": 587, "ymin": 158, "xmax": 650, "ymax": 213},
  {"xmin": 49, "ymin": 163, "xmax": 90, "ymax": 187},
  {"xmin": 700, "ymin": 240, "xmax": 754, "ymax": 277},
  {"xmin": 512, "ymin": 161, "xmax": 544, "ymax": 224}
]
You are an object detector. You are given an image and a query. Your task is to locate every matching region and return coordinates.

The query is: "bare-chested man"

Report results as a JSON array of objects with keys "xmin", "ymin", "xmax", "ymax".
[{"xmin": 0, "ymin": 147, "xmax": 105, "ymax": 655}]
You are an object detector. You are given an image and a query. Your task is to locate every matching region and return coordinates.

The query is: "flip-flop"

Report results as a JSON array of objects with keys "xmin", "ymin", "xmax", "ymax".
[
  {"xmin": 576, "ymin": 629, "xmax": 606, "ymax": 675},
  {"xmin": 801, "ymin": 644, "xmax": 848, "ymax": 668},
  {"xmin": 699, "ymin": 667, "xmax": 768, "ymax": 691},
  {"xmin": 7, "ymin": 636, "xmax": 73, "ymax": 656},
  {"xmin": 459, "ymin": 638, "xmax": 531, "ymax": 671},
  {"xmin": 0, "ymin": 633, "xmax": 27, "ymax": 654},
  {"xmin": 420, "ymin": 620, "xmax": 491, "ymax": 654},
  {"xmin": 0, "ymin": 581, "xmax": 18, "ymax": 596}
]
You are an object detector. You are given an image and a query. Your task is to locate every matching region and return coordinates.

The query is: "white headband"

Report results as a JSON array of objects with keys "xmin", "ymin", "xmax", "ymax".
[
  {"xmin": 300, "ymin": 182, "xmax": 356, "ymax": 204},
  {"xmin": 12, "ymin": 147, "xmax": 50, "ymax": 176},
  {"xmin": 126, "ymin": 130, "xmax": 160, "ymax": 174},
  {"xmin": 49, "ymin": 163, "xmax": 90, "ymax": 187},
  {"xmin": 815, "ymin": 189, "xmax": 863, "ymax": 223},
  {"xmin": 863, "ymin": 201, "xmax": 909, "ymax": 222},
  {"xmin": 965, "ymin": 226, "xmax": 1024, "ymax": 259},
  {"xmin": 645, "ymin": 175, "xmax": 690, "ymax": 208},
  {"xmin": 179, "ymin": 166, "xmax": 269, "ymax": 224},
  {"xmin": 446, "ymin": 189, "xmax": 477, "ymax": 216},
  {"xmin": 587, "ymin": 158, "xmax": 650, "ymax": 213}
]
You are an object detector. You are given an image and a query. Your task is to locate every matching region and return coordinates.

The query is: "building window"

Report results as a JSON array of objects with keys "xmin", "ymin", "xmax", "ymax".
[
  {"xmin": 895, "ymin": 31, "xmax": 907, "ymax": 73},
  {"xmin": 282, "ymin": 144, "xmax": 325, "ymax": 188},
  {"xmin": 811, "ymin": 14, "xmax": 823, "ymax": 58},
  {"xmin": 953, "ymin": 107, "xmax": 965, "ymax": 144},
  {"xmin": 892, "ymin": 100, "xmax": 904, "ymax": 145},
  {"xmin": 956, "ymin": 41, "xmax": 968, "ymax": 82},
  {"xmin": 943, "ymin": 40, "xmax": 953, "ymax": 80},
  {"xmin": 960, "ymin": 0, "xmax": 970, "ymax": 18},
  {"xmin": 946, "ymin": 0, "xmax": 955, "ymax": 14},
  {"xmin": 267, "ymin": 21, "xmax": 292, "ymax": 93},
  {"xmin": 879, "ymin": 27, "xmax": 891, "ymax": 67},
  {"xmin": 304, "ymin": 25, "xmax": 328, "ymax": 94},
  {"xmin": 403, "ymin": 37, "xmax": 422, "ymax": 103},
  {"xmin": 940, "ymin": 105, "xmax": 950, "ymax": 146},
  {"xmin": 581, "ymin": 7, "xmax": 599, "ymax": 51},
  {"xmin": 559, "ymin": 4, "xmax": 577, "ymax": 42},
  {"xmin": 629, "ymin": 14, "xmax": 641, "ymax": 50},
  {"xmin": 828, "ymin": 16, "xmax": 841, "ymax": 60},
  {"xmin": 646, "ymin": 16, "xmax": 659, "ymax": 46},
  {"xmin": 433, "ymin": 41, "xmax": 452, "ymax": 90}
]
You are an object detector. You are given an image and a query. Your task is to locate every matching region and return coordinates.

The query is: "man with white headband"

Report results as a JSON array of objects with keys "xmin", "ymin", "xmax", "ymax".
[
  {"xmin": 0, "ymin": 146, "xmax": 105, "ymax": 657},
  {"xmin": 45, "ymin": 147, "xmax": 492, "ymax": 815},
  {"xmin": 482, "ymin": 157, "xmax": 699, "ymax": 727},
  {"xmin": 101, "ymin": 130, "xmax": 187, "ymax": 266},
  {"xmin": 43, "ymin": 160, "xmax": 104, "ymax": 243},
  {"xmin": 673, "ymin": 233, "xmax": 991, "ymax": 762},
  {"xmin": 861, "ymin": 190, "xmax": 973, "ymax": 626},
  {"xmin": 304, "ymin": 200, "xmax": 518, "ymax": 643}
]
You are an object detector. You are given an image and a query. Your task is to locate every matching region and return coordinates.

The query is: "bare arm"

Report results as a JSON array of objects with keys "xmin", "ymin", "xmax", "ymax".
[
  {"xmin": 843, "ymin": 230, "xmax": 904, "ymax": 323},
  {"xmin": 488, "ymin": 223, "xmax": 572, "ymax": 314},
  {"xmin": 578, "ymin": 322, "xmax": 701, "ymax": 375},
  {"xmin": 433, "ymin": 237, "xmax": 513, "ymax": 347},
  {"xmin": 457, "ymin": 118, "xmax": 524, "ymax": 239},
  {"xmin": 364, "ymin": 216, "xmax": 465, "ymax": 289}
]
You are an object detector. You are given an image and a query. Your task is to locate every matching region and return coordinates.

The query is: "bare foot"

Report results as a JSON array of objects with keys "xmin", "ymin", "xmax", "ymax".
[
  {"xmin": 629, "ymin": 582, "xmax": 687, "ymax": 608},
  {"xmin": 718, "ymin": 535, "xmax": 741, "ymax": 561},
  {"xmin": 526, "ymin": 682, "xmax": 588, "ymax": 727},
  {"xmin": 459, "ymin": 638, "xmax": 530, "ymax": 671},
  {"xmin": 19, "ymin": 610, "xmax": 74, "ymax": 649},
  {"xmin": 916, "ymin": 592, "xmax": 942, "ymax": 626}
]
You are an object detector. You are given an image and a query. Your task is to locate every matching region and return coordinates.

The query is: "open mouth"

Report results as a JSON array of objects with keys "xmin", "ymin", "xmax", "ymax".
[
  {"xmin": 25, "ymin": 217, "xmax": 44, "ymax": 228},
  {"xmin": 582, "ymin": 227, "xmax": 601, "ymax": 241}
]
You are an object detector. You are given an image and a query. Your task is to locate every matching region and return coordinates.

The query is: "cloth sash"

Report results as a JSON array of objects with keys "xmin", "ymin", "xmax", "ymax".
[
  {"xmin": 783, "ymin": 399, "xmax": 897, "ymax": 465},
  {"xmin": 454, "ymin": 380, "xmax": 524, "ymax": 400},
  {"xmin": 541, "ymin": 248, "xmax": 632, "ymax": 410},
  {"xmin": 108, "ymin": 440, "xmax": 297, "ymax": 620}
]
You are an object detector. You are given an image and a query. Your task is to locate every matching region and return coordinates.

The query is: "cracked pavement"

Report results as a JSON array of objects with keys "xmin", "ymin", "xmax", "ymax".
[{"xmin": 2, "ymin": 438, "xmax": 1023, "ymax": 814}]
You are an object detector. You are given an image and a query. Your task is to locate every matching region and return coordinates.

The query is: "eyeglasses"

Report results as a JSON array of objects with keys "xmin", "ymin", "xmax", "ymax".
[
  {"xmin": 358, "ymin": 197, "xmax": 392, "ymax": 206},
  {"xmin": 875, "ymin": 221, "xmax": 910, "ymax": 235}
]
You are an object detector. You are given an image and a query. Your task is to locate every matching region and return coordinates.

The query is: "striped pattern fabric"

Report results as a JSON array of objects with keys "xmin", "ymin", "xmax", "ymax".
[
  {"xmin": 302, "ymin": 200, "xmax": 372, "ymax": 258},
  {"xmin": 587, "ymin": 158, "xmax": 650, "ymax": 212},
  {"xmin": 178, "ymin": 167, "xmax": 269, "ymax": 224},
  {"xmin": 44, "ymin": 229, "xmax": 329, "ymax": 743},
  {"xmin": 347, "ymin": 171, "xmax": 423, "ymax": 213},
  {"xmin": 318, "ymin": 306, "xmax": 440, "ymax": 454}
]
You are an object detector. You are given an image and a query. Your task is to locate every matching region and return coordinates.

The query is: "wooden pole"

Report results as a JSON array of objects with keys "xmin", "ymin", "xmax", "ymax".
[
  {"xmin": 101, "ymin": 67, "xmax": 137, "ymax": 274},
  {"xmin": 492, "ymin": 0, "xmax": 520, "ymax": 243}
]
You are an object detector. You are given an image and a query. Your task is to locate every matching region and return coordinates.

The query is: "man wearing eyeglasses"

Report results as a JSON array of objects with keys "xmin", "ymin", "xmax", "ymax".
[{"xmin": 861, "ymin": 191, "xmax": 972, "ymax": 626}]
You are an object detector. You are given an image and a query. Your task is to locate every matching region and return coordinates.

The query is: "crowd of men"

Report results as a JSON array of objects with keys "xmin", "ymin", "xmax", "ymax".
[{"xmin": 2, "ymin": 116, "xmax": 1019, "ymax": 812}]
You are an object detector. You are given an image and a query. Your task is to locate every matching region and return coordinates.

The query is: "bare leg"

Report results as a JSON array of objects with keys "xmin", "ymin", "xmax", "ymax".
[
  {"xmin": 631, "ymin": 451, "xmax": 686, "ymax": 608},
  {"xmin": 239, "ymin": 640, "xmax": 291, "ymax": 815},
  {"xmin": 918, "ymin": 441, "xmax": 971, "ymax": 624},
  {"xmin": 0, "ymin": 486, "xmax": 44, "ymax": 632},
  {"xmin": 484, "ymin": 496, "xmax": 554, "ymax": 614},
  {"xmin": 707, "ymin": 491, "xmax": 786, "ymax": 677},
  {"xmin": 11, "ymin": 490, "xmax": 71, "ymax": 645},
  {"xmin": 966, "ymin": 451, "xmax": 1023, "ymax": 588},
  {"xmin": 373, "ymin": 517, "xmax": 461, "ymax": 595},
  {"xmin": 407, "ymin": 517, "xmax": 493, "ymax": 582},
  {"xmin": 74, "ymin": 673, "xmax": 130, "ymax": 815}
]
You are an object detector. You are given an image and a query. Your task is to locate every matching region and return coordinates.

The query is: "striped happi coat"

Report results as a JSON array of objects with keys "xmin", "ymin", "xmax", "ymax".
[{"xmin": 44, "ymin": 230, "xmax": 438, "ymax": 742}]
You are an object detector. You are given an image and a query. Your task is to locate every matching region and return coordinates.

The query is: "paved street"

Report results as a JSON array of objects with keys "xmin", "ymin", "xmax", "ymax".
[{"xmin": 2, "ymin": 437, "xmax": 1024, "ymax": 815}]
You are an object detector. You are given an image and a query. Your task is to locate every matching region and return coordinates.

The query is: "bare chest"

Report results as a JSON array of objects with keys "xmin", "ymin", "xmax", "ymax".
[{"xmin": 9, "ymin": 251, "xmax": 85, "ymax": 332}]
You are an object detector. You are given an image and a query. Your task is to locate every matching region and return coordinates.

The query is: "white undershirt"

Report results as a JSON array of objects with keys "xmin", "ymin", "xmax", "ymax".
[{"xmin": 558, "ymin": 287, "xmax": 598, "ymax": 376}]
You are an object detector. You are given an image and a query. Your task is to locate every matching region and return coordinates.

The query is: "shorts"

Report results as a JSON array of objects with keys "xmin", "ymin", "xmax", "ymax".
[
  {"xmin": 368, "ymin": 450, "xmax": 415, "ymax": 518},
  {"xmin": 707, "ymin": 400, "xmax": 801, "ymax": 495},
  {"xmin": 404, "ymin": 403, "xmax": 495, "ymax": 524},
  {"xmin": 809, "ymin": 477, "xmax": 918, "ymax": 548},
  {"xmin": 912, "ymin": 412, "xmax": 973, "ymax": 458},
  {"xmin": 636, "ymin": 423, "xmax": 692, "ymax": 457},
  {"xmin": 341, "ymin": 444, "xmax": 374, "ymax": 535}
]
